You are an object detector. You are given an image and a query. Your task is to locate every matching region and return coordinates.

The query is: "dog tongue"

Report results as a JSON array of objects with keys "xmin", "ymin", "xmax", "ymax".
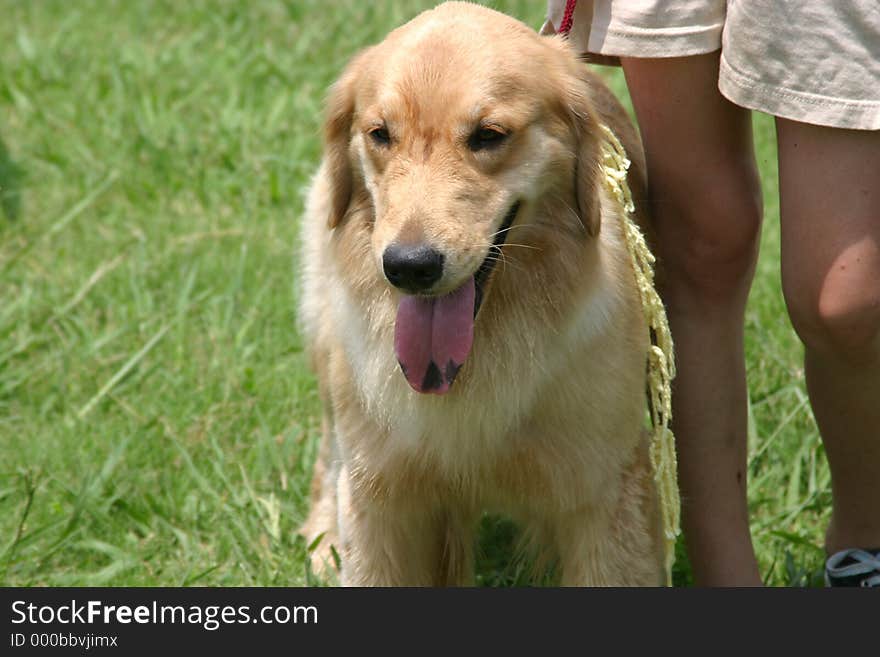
[{"xmin": 394, "ymin": 278, "xmax": 475, "ymax": 394}]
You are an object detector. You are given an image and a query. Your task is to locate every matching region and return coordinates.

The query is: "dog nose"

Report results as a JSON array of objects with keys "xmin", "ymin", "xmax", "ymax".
[{"xmin": 382, "ymin": 244, "xmax": 445, "ymax": 292}]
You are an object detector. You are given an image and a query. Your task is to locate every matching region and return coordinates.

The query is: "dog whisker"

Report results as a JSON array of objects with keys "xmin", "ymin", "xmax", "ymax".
[
  {"xmin": 488, "ymin": 223, "xmax": 535, "ymax": 239},
  {"xmin": 485, "ymin": 247, "xmax": 527, "ymax": 274},
  {"xmin": 498, "ymin": 242, "xmax": 541, "ymax": 251},
  {"xmin": 542, "ymin": 193, "xmax": 586, "ymax": 234}
]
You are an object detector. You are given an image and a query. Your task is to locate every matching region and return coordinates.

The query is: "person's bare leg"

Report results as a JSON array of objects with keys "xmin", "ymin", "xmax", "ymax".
[
  {"xmin": 622, "ymin": 53, "xmax": 763, "ymax": 585},
  {"xmin": 776, "ymin": 119, "xmax": 880, "ymax": 555}
]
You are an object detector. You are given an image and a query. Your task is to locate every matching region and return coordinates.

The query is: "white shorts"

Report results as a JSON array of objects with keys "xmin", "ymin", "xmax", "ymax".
[{"xmin": 544, "ymin": 0, "xmax": 880, "ymax": 130}]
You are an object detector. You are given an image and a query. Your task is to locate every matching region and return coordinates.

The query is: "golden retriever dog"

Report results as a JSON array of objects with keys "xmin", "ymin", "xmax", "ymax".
[{"xmin": 298, "ymin": 1, "xmax": 664, "ymax": 586}]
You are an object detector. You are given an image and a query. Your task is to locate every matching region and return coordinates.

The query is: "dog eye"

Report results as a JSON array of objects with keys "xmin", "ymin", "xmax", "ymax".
[
  {"xmin": 468, "ymin": 126, "xmax": 508, "ymax": 152},
  {"xmin": 369, "ymin": 126, "xmax": 391, "ymax": 146}
]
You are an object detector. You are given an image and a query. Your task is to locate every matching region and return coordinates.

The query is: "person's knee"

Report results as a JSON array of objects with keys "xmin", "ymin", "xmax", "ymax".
[
  {"xmin": 783, "ymin": 255, "xmax": 880, "ymax": 361},
  {"xmin": 652, "ymin": 169, "xmax": 762, "ymax": 307}
]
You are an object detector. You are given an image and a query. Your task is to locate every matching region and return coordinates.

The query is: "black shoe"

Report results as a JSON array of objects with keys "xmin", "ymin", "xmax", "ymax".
[{"xmin": 825, "ymin": 548, "xmax": 880, "ymax": 587}]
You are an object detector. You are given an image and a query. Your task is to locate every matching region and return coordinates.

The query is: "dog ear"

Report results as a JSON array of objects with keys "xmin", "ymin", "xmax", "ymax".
[
  {"xmin": 566, "ymin": 85, "xmax": 603, "ymax": 238},
  {"xmin": 323, "ymin": 51, "xmax": 369, "ymax": 229}
]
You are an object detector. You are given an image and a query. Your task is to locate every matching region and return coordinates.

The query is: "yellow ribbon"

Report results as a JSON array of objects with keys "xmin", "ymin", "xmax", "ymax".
[{"xmin": 599, "ymin": 124, "xmax": 680, "ymax": 586}]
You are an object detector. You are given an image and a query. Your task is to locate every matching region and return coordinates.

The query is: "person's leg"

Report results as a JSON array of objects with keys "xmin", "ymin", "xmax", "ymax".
[
  {"xmin": 622, "ymin": 53, "xmax": 763, "ymax": 585},
  {"xmin": 776, "ymin": 119, "xmax": 880, "ymax": 556}
]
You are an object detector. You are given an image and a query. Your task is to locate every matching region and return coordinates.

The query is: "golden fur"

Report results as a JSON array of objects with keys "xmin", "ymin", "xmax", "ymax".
[{"xmin": 298, "ymin": 2, "xmax": 663, "ymax": 586}]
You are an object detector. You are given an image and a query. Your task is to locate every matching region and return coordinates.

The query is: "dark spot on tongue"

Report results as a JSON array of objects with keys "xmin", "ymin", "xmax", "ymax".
[
  {"xmin": 445, "ymin": 359, "xmax": 462, "ymax": 385},
  {"xmin": 421, "ymin": 360, "xmax": 443, "ymax": 391}
]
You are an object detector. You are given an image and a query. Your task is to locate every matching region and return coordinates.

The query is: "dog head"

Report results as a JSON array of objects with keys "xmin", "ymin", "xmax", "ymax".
[{"xmin": 321, "ymin": 2, "xmax": 605, "ymax": 393}]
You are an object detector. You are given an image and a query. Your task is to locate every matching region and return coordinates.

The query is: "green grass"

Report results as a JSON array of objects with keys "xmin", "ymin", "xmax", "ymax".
[{"xmin": 1, "ymin": 0, "xmax": 827, "ymax": 587}]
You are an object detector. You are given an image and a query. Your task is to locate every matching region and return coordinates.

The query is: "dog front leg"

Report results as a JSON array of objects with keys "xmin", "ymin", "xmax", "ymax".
[
  {"xmin": 336, "ymin": 465, "xmax": 473, "ymax": 586},
  {"xmin": 555, "ymin": 514, "xmax": 663, "ymax": 586},
  {"xmin": 554, "ymin": 508, "xmax": 627, "ymax": 586},
  {"xmin": 554, "ymin": 479, "xmax": 664, "ymax": 586}
]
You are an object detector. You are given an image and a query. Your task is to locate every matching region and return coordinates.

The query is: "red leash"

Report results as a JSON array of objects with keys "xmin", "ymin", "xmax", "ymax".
[{"xmin": 559, "ymin": 0, "xmax": 578, "ymax": 36}]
